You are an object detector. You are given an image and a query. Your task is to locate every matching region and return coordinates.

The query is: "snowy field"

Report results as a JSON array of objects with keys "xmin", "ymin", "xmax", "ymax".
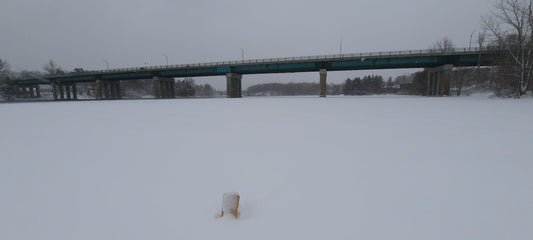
[{"xmin": 1, "ymin": 96, "xmax": 532, "ymax": 240}]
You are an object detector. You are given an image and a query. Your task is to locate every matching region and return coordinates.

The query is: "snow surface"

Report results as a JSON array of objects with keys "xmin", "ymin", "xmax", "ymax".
[{"xmin": 1, "ymin": 96, "xmax": 532, "ymax": 240}]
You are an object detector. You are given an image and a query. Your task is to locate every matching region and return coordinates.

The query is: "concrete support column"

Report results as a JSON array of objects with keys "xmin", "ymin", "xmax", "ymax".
[
  {"xmin": 36, "ymin": 85, "xmax": 41, "ymax": 98},
  {"xmin": 429, "ymin": 72, "xmax": 435, "ymax": 96},
  {"xmin": 59, "ymin": 84, "xmax": 65, "ymax": 100},
  {"xmin": 170, "ymin": 80, "xmax": 176, "ymax": 98},
  {"xmin": 153, "ymin": 77, "xmax": 175, "ymax": 99},
  {"xmin": 109, "ymin": 82, "xmax": 116, "ymax": 99},
  {"xmin": 72, "ymin": 84, "xmax": 78, "ymax": 100},
  {"xmin": 425, "ymin": 65, "xmax": 452, "ymax": 96},
  {"xmin": 426, "ymin": 71, "xmax": 431, "ymax": 96},
  {"xmin": 52, "ymin": 83, "xmax": 57, "ymax": 100},
  {"xmin": 161, "ymin": 80, "xmax": 168, "ymax": 98},
  {"xmin": 28, "ymin": 87, "xmax": 35, "ymax": 98},
  {"xmin": 436, "ymin": 72, "xmax": 441, "ymax": 95},
  {"xmin": 95, "ymin": 80, "xmax": 103, "ymax": 100},
  {"xmin": 21, "ymin": 87, "xmax": 28, "ymax": 98},
  {"xmin": 319, "ymin": 69, "xmax": 327, "ymax": 97},
  {"xmin": 226, "ymin": 73, "xmax": 242, "ymax": 98},
  {"xmin": 65, "ymin": 85, "xmax": 71, "ymax": 99},
  {"xmin": 153, "ymin": 77, "xmax": 162, "ymax": 99},
  {"xmin": 115, "ymin": 81, "xmax": 121, "ymax": 99},
  {"xmin": 166, "ymin": 80, "xmax": 172, "ymax": 98},
  {"xmin": 104, "ymin": 82, "xmax": 110, "ymax": 99},
  {"xmin": 95, "ymin": 80, "xmax": 120, "ymax": 100},
  {"xmin": 165, "ymin": 80, "xmax": 169, "ymax": 98}
]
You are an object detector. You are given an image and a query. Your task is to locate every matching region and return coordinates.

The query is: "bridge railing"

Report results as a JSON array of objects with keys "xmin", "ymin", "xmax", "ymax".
[{"xmin": 18, "ymin": 47, "xmax": 500, "ymax": 80}]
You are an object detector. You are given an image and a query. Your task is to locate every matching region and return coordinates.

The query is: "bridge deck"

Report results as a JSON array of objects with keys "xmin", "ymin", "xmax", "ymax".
[{"xmin": 13, "ymin": 48, "xmax": 501, "ymax": 85}]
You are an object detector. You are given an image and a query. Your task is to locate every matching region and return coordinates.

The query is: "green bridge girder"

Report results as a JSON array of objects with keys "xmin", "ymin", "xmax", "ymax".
[{"xmin": 12, "ymin": 50, "xmax": 497, "ymax": 86}]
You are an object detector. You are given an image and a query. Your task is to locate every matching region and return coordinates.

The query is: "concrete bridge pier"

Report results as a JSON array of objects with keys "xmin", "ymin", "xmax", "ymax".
[
  {"xmin": 319, "ymin": 69, "xmax": 327, "ymax": 97},
  {"xmin": 96, "ymin": 80, "xmax": 122, "ymax": 100},
  {"xmin": 226, "ymin": 73, "xmax": 242, "ymax": 98},
  {"xmin": 52, "ymin": 83, "xmax": 77, "ymax": 100},
  {"xmin": 15, "ymin": 85, "xmax": 41, "ymax": 98},
  {"xmin": 31, "ymin": 86, "xmax": 41, "ymax": 98},
  {"xmin": 28, "ymin": 87, "xmax": 34, "ymax": 98},
  {"xmin": 426, "ymin": 65, "xmax": 452, "ymax": 96},
  {"xmin": 17, "ymin": 87, "xmax": 28, "ymax": 98},
  {"xmin": 153, "ymin": 77, "xmax": 176, "ymax": 99}
]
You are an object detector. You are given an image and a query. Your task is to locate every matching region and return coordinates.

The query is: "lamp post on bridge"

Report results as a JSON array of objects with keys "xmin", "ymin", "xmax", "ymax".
[
  {"xmin": 469, "ymin": 31, "xmax": 475, "ymax": 50},
  {"xmin": 340, "ymin": 39, "xmax": 343, "ymax": 56},
  {"xmin": 103, "ymin": 59, "xmax": 110, "ymax": 70},
  {"xmin": 240, "ymin": 48, "xmax": 244, "ymax": 61},
  {"xmin": 163, "ymin": 54, "xmax": 168, "ymax": 66}
]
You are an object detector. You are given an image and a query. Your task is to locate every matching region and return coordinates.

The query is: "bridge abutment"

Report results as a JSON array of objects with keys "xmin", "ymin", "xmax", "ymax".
[
  {"xmin": 426, "ymin": 65, "xmax": 452, "ymax": 96},
  {"xmin": 319, "ymin": 69, "xmax": 327, "ymax": 97},
  {"xmin": 226, "ymin": 73, "xmax": 242, "ymax": 98},
  {"xmin": 52, "ymin": 83, "xmax": 78, "ymax": 100},
  {"xmin": 95, "ymin": 80, "xmax": 122, "ymax": 100},
  {"xmin": 153, "ymin": 77, "xmax": 176, "ymax": 99}
]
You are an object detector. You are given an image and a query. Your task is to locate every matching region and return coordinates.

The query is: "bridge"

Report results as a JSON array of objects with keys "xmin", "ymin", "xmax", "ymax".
[{"xmin": 12, "ymin": 47, "xmax": 500, "ymax": 99}]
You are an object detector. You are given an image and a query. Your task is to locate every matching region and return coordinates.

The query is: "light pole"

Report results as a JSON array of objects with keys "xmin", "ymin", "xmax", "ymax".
[
  {"xmin": 240, "ymin": 48, "xmax": 244, "ymax": 61},
  {"xmin": 340, "ymin": 40, "xmax": 343, "ymax": 55},
  {"xmin": 163, "ymin": 54, "xmax": 168, "ymax": 66},
  {"xmin": 102, "ymin": 59, "xmax": 110, "ymax": 70},
  {"xmin": 469, "ymin": 31, "xmax": 475, "ymax": 50}
]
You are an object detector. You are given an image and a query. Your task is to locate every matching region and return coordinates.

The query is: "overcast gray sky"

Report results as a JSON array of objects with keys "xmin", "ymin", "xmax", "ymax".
[{"xmin": 1, "ymin": 0, "xmax": 494, "ymax": 89}]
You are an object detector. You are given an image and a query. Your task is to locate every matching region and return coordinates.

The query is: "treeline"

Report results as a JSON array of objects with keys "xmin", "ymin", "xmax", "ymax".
[
  {"xmin": 343, "ymin": 75, "xmax": 395, "ymax": 95},
  {"xmin": 246, "ymin": 82, "xmax": 344, "ymax": 96},
  {"xmin": 246, "ymin": 76, "xmax": 398, "ymax": 96},
  {"xmin": 0, "ymin": 59, "xmax": 12, "ymax": 100},
  {"xmin": 175, "ymin": 78, "xmax": 216, "ymax": 97}
]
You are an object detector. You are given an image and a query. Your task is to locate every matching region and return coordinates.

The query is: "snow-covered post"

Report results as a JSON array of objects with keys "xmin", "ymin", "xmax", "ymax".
[{"xmin": 221, "ymin": 193, "xmax": 240, "ymax": 219}]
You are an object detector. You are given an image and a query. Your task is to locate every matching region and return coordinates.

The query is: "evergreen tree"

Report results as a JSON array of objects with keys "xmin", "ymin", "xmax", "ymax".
[
  {"xmin": 343, "ymin": 78, "xmax": 353, "ymax": 95},
  {"xmin": 353, "ymin": 77, "xmax": 363, "ymax": 95}
]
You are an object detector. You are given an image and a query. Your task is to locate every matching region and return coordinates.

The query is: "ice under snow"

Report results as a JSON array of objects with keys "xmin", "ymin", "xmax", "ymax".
[{"xmin": 1, "ymin": 96, "xmax": 532, "ymax": 240}]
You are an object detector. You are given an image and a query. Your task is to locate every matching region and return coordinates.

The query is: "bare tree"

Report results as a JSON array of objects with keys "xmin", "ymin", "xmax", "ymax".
[
  {"xmin": 43, "ymin": 60, "xmax": 65, "ymax": 76},
  {"xmin": 482, "ymin": 0, "xmax": 532, "ymax": 97},
  {"xmin": 0, "ymin": 59, "xmax": 14, "ymax": 100},
  {"xmin": 475, "ymin": 31, "xmax": 488, "ymax": 87},
  {"xmin": 0, "ymin": 59, "xmax": 8, "ymax": 77},
  {"xmin": 432, "ymin": 37, "xmax": 455, "ymax": 52}
]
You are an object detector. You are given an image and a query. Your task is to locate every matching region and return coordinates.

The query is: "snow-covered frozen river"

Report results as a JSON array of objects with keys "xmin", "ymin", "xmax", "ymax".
[{"xmin": 1, "ymin": 96, "xmax": 532, "ymax": 240}]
